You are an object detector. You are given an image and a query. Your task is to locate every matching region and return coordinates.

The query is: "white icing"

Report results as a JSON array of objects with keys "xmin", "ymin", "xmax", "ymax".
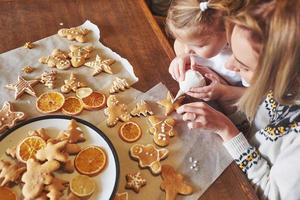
[{"xmin": 179, "ymin": 70, "xmax": 206, "ymax": 93}]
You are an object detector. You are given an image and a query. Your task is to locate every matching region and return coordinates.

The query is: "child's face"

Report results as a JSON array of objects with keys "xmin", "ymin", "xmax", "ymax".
[{"xmin": 173, "ymin": 27, "xmax": 227, "ymax": 58}]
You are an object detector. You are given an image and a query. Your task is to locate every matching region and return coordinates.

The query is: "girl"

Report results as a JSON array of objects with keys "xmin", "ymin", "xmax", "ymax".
[{"xmin": 177, "ymin": 0, "xmax": 300, "ymax": 199}]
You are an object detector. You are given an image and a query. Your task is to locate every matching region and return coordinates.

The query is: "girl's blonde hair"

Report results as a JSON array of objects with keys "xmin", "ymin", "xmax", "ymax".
[
  {"xmin": 166, "ymin": 0, "xmax": 250, "ymax": 36},
  {"xmin": 227, "ymin": 0, "xmax": 300, "ymax": 121}
]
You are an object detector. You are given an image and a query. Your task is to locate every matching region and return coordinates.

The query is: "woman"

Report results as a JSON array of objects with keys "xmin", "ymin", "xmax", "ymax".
[{"xmin": 176, "ymin": 1, "xmax": 300, "ymax": 199}]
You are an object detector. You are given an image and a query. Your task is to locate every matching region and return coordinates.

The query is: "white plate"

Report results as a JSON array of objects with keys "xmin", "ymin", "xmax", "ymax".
[{"xmin": 0, "ymin": 115, "xmax": 119, "ymax": 200}]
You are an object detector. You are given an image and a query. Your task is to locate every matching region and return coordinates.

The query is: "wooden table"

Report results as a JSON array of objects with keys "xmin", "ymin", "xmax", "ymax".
[{"xmin": 0, "ymin": 0, "xmax": 258, "ymax": 199}]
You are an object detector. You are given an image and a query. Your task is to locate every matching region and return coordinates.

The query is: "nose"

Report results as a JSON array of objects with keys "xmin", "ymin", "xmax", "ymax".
[{"xmin": 225, "ymin": 56, "xmax": 240, "ymax": 72}]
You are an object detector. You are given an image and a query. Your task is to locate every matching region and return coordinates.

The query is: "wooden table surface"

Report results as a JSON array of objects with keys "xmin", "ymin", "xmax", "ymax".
[{"xmin": 0, "ymin": 0, "xmax": 258, "ymax": 199}]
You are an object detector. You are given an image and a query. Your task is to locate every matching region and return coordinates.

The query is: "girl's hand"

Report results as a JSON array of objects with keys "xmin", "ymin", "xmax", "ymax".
[
  {"xmin": 168, "ymin": 54, "xmax": 192, "ymax": 82},
  {"xmin": 176, "ymin": 102, "xmax": 239, "ymax": 142}
]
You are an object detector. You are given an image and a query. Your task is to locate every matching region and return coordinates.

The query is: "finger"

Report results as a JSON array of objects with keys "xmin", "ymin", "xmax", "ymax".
[
  {"xmin": 176, "ymin": 103, "xmax": 207, "ymax": 114},
  {"xmin": 187, "ymin": 122, "xmax": 203, "ymax": 129},
  {"xmin": 174, "ymin": 64, "xmax": 180, "ymax": 81},
  {"xmin": 189, "ymin": 85, "xmax": 213, "ymax": 93},
  {"xmin": 182, "ymin": 112, "xmax": 197, "ymax": 121},
  {"xmin": 186, "ymin": 92, "xmax": 210, "ymax": 100},
  {"xmin": 178, "ymin": 58, "xmax": 187, "ymax": 81},
  {"xmin": 205, "ymin": 73, "xmax": 219, "ymax": 83}
]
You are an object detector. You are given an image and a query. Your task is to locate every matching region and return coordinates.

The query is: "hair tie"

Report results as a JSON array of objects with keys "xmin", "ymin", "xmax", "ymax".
[{"xmin": 199, "ymin": 1, "xmax": 209, "ymax": 12}]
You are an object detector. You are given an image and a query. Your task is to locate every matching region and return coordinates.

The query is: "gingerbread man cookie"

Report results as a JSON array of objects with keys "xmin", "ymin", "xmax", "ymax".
[
  {"xmin": 160, "ymin": 164, "xmax": 193, "ymax": 200},
  {"xmin": 39, "ymin": 49, "xmax": 71, "ymax": 70},
  {"xmin": 148, "ymin": 116, "xmax": 176, "ymax": 147},
  {"xmin": 104, "ymin": 95, "xmax": 131, "ymax": 127},
  {"xmin": 69, "ymin": 45, "xmax": 93, "ymax": 67},
  {"xmin": 36, "ymin": 140, "xmax": 68, "ymax": 162},
  {"xmin": 61, "ymin": 73, "xmax": 86, "ymax": 94},
  {"xmin": 0, "ymin": 160, "xmax": 26, "ymax": 187},
  {"xmin": 0, "ymin": 101, "xmax": 26, "ymax": 132},
  {"xmin": 45, "ymin": 177, "xmax": 68, "ymax": 200},
  {"xmin": 130, "ymin": 144, "xmax": 169, "ymax": 175},
  {"xmin": 158, "ymin": 91, "xmax": 184, "ymax": 116},
  {"xmin": 85, "ymin": 54, "xmax": 115, "ymax": 76},
  {"xmin": 109, "ymin": 77, "xmax": 130, "ymax": 94},
  {"xmin": 5, "ymin": 76, "xmax": 39, "ymax": 99},
  {"xmin": 125, "ymin": 171, "xmax": 146, "ymax": 193},
  {"xmin": 130, "ymin": 100, "xmax": 153, "ymax": 117},
  {"xmin": 58, "ymin": 27, "xmax": 90, "ymax": 43}
]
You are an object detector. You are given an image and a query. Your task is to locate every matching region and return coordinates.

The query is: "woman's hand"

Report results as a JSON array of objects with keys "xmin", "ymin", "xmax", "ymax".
[{"xmin": 176, "ymin": 102, "xmax": 240, "ymax": 142}]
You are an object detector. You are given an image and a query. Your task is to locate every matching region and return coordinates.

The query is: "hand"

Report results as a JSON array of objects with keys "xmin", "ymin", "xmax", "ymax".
[
  {"xmin": 168, "ymin": 54, "xmax": 193, "ymax": 82},
  {"xmin": 176, "ymin": 102, "xmax": 239, "ymax": 142}
]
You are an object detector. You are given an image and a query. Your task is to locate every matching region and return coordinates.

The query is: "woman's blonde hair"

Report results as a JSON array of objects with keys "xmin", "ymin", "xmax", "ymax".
[
  {"xmin": 166, "ymin": 0, "xmax": 250, "ymax": 37},
  {"xmin": 228, "ymin": 0, "xmax": 300, "ymax": 121}
]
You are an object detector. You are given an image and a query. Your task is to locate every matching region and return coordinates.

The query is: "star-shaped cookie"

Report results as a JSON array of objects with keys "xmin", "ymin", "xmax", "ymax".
[
  {"xmin": 125, "ymin": 172, "xmax": 146, "ymax": 193},
  {"xmin": 5, "ymin": 76, "xmax": 39, "ymax": 99},
  {"xmin": 114, "ymin": 192, "xmax": 128, "ymax": 200},
  {"xmin": 157, "ymin": 91, "xmax": 184, "ymax": 116},
  {"xmin": 148, "ymin": 116, "xmax": 176, "ymax": 147},
  {"xmin": 36, "ymin": 140, "xmax": 68, "ymax": 162},
  {"xmin": 85, "ymin": 54, "xmax": 115, "ymax": 76},
  {"xmin": 0, "ymin": 101, "xmax": 25, "ymax": 132}
]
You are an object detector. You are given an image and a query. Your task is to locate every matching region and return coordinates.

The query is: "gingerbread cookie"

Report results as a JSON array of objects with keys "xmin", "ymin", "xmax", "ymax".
[
  {"xmin": 21, "ymin": 159, "xmax": 60, "ymax": 200},
  {"xmin": 104, "ymin": 95, "xmax": 131, "ymax": 127},
  {"xmin": 0, "ymin": 160, "xmax": 26, "ymax": 186},
  {"xmin": 148, "ymin": 116, "xmax": 176, "ymax": 147},
  {"xmin": 62, "ymin": 159, "xmax": 75, "ymax": 173},
  {"xmin": 28, "ymin": 128, "xmax": 51, "ymax": 141},
  {"xmin": 5, "ymin": 146, "xmax": 17, "ymax": 159},
  {"xmin": 56, "ymin": 119, "xmax": 85, "ymax": 144},
  {"xmin": 36, "ymin": 140, "xmax": 68, "ymax": 162},
  {"xmin": 22, "ymin": 66, "xmax": 35, "ymax": 74},
  {"xmin": 69, "ymin": 45, "xmax": 93, "ymax": 67},
  {"xmin": 125, "ymin": 171, "xmax": 146, "ymax": 193},
  {"xmin": 160, "ymin": 164, "xmax": 193, "ymax": 200},
  {"xmin": 24, "ymin": 41, "xmax": 34, "ymax": 49},
  {"xmin": 39, "ymin": 49, "xmax": 71, "ymax": 70},
  {"xmin": 0, "ymin": 101, "xmax": 25, "ymax": 132},
  {"xmin": 39, "ymin": 70, "xmax": 57, "ymax": 89},
  {"xmin": 5, "ymin": 76, "xmax": 39, "ymax": 99},
  {"xmin": 114, "ymin": 192, "xmax": 128, "ymax": 200},
  {"xmin": 45, "ymin": 177, "xmax": 68, "ymax": 200},
  {"xmin": 131, "ymin": 100, "xmax": 153, "ymax": 117},
  {"xmin": 157, "ymin": 91, "xmax": 184, "ymax": 116},
  {"xmin": 67, "ymin": 193, "xmax": 81, "ymax": 200},
  {"xmin": 130, "ymin": 144, "xmax": 169, "ymax": 175},
  {"xmin": 109, "ymin": 77, "xmax": 130, "ymax": 94},
  {"xmin": 61, "ymin": 73, "xmax": 86, "ymax": 94},
  {"xmin": 58, "ymin": 27, "xmax": 90, "ymax": 43},
  {"xmin": 85, "ymin": 54, "xmax": 115, "ymax": 76}
]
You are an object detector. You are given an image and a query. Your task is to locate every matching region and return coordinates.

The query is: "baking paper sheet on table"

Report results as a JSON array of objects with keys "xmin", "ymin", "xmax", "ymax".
[
  {"xmin": 0, "ymin": 20, "xmax": 139, "ymax": 127},
  {"xmin": 98, "ymin": 82, "xmax": 233, "ymax": 200}
]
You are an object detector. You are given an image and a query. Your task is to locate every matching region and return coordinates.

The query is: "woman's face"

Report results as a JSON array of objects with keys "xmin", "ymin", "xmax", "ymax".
[{"xmin": 225, "ymin": 26, "xmax": 261, "ymax": 86}]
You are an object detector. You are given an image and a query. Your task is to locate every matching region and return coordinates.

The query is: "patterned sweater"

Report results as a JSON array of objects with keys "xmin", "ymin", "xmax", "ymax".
[{"xmin": 224, "ymin": 92, "xmax": 300, "ymax": 200}]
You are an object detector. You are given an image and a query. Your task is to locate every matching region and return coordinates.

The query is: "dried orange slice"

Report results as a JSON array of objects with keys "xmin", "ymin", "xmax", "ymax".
[
  {"xmin": 36, "ymin": 91, "xmax": 65, "ymax": 113},
  {"xmin": 70, "ymin": 175, "xmax": 96, "ymax": 197},
  {"xmin": 0, "ymin": 187, "xmax": 17, "ymax": 200},
  {"xmin": 16, "ymin": 136, "xmax": 46, "ymax": 163},
  {"xmin": 62, "ymin": 96, "xmax": 83, "ymax": 115},
  {"xmin": 81, "ymin": 91, "xmax": 106, "ymax": 110},
  {"xmin": 74, "ymin": 146, "xmax": 107, "ymax": 176},
  {"xmin": 119, "ymin": 121, "xmax": 142, "ymax": 143}
]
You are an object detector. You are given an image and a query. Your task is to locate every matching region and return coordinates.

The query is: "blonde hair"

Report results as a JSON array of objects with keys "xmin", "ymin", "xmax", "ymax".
[
  {"xmin": 228, "ymin": 0, "xmax": 300, "ymax": 121},
  {"xmin": 166, "ymin": 0, "xmax": 250, "ymax": 37}
]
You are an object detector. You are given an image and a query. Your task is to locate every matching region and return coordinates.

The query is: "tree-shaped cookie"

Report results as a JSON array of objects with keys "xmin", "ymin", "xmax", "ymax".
[
  {"xmin": 0, "ymin": 160, "xmax": 26, "ymax": 186},
  {"xmin": 45, "ymin": 177, "xmax": 68, "ymax": 200},
  {"xmin": 157, "ymin": 91, "xmax": 184, "ymax": 116},
  {"xmin": 58, "ymin": 27, "xmax": 90, "ymax": 43},
  {"xmin": 104, "ymin": 95, "xmax": 131, "ymax": 127},
  {"xmin": 125, "ymin": 171, "xmax": 146, "ymax": 193},
  {"xmin": 160, "ymin": 164, "xmax": 193, "ymax": 200},
  {"xmin": 5, "ymin": 76, "xmax": 39, "ymax": 99},
  {"xmin": 39, "ymin": 49, "xmax": 71, "ymax": 70},
  {"xmin": 56, "ymin": 119, "xmax": 85, "ymax": 143},
  {"xmin": 21, "ymin": 159, "xmax": 60, "ymax": 200},
  {"xmin": 61, "ymin": 73, "xmax": 86, "ymax": 94},
  {"xmin": 69, "ymin": 45, "xmax": 93, "ymax": 67},
  {"xmin": 36, "ymin": 140, "xmax": 68, "ymax": 162},
  {"xmin": 0, "ymin": 101, "xmax": 25, "ymax": 132},
  {"xmin": 148, "ymin": 116, "xmax": 176, "ymax": 147},
  {"xmin": 109, "ymin": 77, "xmax": 130, "ymax": 94},
  {"xmin": 39, "ymin": 70, "xmax": 57, "ymax": 89},
  {"xmin": 28, "ymin": 128, "xmax": 51, "ymax": 141},
  {"xmin": 130, "ymin": 144, "xmax": 168, "ymax": 175},
  {"xmin": 130, "ymin": 100, "xmax": 153, "ymax": 117},
  {"xmin": 85, "ymin": 54, "xmax": 115, "ymax": 76}
]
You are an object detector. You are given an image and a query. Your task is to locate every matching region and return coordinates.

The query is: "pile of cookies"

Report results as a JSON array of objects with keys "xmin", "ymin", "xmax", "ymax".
[{"xmin": 0, "ymin": 119, "xmax": 108, "ymax": 199}]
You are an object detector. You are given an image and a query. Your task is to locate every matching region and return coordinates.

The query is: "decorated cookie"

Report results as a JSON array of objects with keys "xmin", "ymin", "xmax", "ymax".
[
  {"xmin": 114, "ymin": 192, "xmax": 128, "ymax": 200},
  {"xmin": 148, "ymin": 116, "xmax": 176, "ymax": 147},
  {"xmin": 24, "ymin": 41, "xmax": 34, "ymax": 49},
  {"xmin": 130, "ymin": 144, "xmax": 169, "ymax": 175},
  {"xmin": 0, "ymin": 160, "xmax": 26, "ymax": 186},
  {"xmin": 104, "ymin": 95, "xmax": 131, "ymax": 127},
  {"xmin": 5, "ymin": 76, "xmax": 39, "ymax": 99},
  {"xmin": 39, "ymin": 49, "xmax": 71, "ymax": 70},
  {"xmin": 160, "ymin": 164, "xmax": 193, "ymax": 200},
  {"xmin": 21, "ymin": 159, "xmax": 60, "ymax": 200},
  {"xmin": 157, "ymin": 91, "xmax": 184, "ymax": 116},
  {"xmin": 45, "ymin": 177, "xmax": 68, "ymax": 200},
  {"xmin": 69, "ymin": 45, "xmax": 93, "ymax": 67},
  {"xmin": 22, "ymin": 66, "xmax": 35, "ymax": 74},
  {"xmin": 56, "ymin": 119, "xmax": 85, "ymax": 144},
  {"xmin": 58, "ymin": 27, "xmax": 90, "ymax": 43},
  {"xmin": 85, "ymin": 54, "xmax": 115, "ymax": 76},
  {"xmin": 125, "ymin": 171, "xmax": 146, "ymax": 193},
  {"xmin": 109, "ymin": 77, "xmax": 130, "ymax": 94},
  {"xmin": 61, "ymin": 73, "xmax": 86, "ymax": 94},
  {"xmin": 36, "ymin": 91, "xmax": 65, "ymax": 113},
  {"xmin": 36, "ymin": 140, "xmax": 68, "ymax": 162},
  {"xmin": 0, "ymin": 101, "xmax": 25, "ymax": 132},
  {"xmin": 39, "ymin": 70, "xmax": 57, "ymax": 89},
  {"xmin": 131, "ymin": 100, "xmax": 153, "ymax": 117}
]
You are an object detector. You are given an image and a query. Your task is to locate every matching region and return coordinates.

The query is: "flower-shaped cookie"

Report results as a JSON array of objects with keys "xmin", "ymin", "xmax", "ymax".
[{"xmin": 125, "ymin": 171, "xmax": 146, "ymax": 193}]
